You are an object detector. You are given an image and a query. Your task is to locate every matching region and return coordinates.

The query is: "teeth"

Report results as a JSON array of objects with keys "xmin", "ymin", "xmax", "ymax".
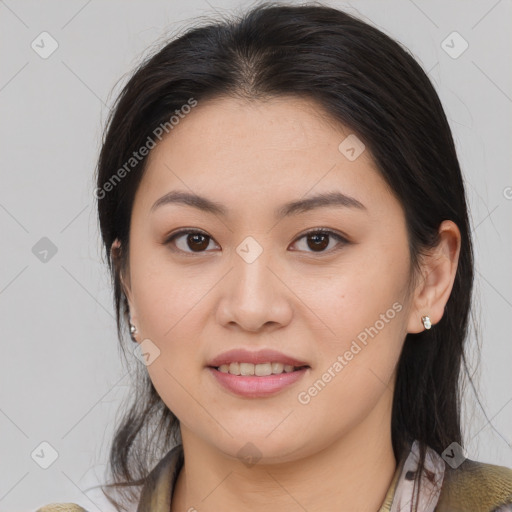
[
  {"xmin": 216, "ymin": 362, "xmax": 303, "ymax": 376},
  {"xmin": 229, "ymin": 362, "xmax": 240, "ymax": 375},
  {"xmin": 240, "ymin": 362, "xmax": 254, "ymax": 376},
  {"xmin": 272, "ymin": 362, "xmax": 284, "ymax": 374}
]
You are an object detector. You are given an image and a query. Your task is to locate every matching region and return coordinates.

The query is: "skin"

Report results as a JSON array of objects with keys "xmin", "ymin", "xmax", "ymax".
[{"xmin": 115, "ymin": 95, "xmax": 461, "ymax": 512}]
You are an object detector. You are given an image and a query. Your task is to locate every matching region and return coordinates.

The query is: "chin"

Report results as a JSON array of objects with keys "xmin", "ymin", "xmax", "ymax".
[{"xmin": 203, "ymin": 427, "xmax": 311, "ymax": 465}]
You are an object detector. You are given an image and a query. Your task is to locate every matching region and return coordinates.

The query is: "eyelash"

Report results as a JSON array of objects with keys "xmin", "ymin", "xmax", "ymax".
[{"xmin": 162, "ymin": 227, "xmax": 349, "ymax": 257}]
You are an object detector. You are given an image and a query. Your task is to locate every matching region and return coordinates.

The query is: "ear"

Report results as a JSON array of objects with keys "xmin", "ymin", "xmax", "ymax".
[
  {"xmin": 406, "ymin": 220, "xmax": 461, "ymax": 334},
  {"xmin": 111, "ymin": 238, "xmax": 138, "ymax": 325}
]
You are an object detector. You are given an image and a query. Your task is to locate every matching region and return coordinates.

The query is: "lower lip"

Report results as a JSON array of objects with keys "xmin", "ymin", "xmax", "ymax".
[{"xmin": 207, "ymin": 367, "xmax": 308, "ymax": 398}]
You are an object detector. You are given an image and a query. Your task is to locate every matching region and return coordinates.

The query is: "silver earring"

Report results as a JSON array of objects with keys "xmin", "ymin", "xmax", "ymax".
[
  {"xmin": 129, "ymin": 322, "xmax": 138, "ymax": 342},
  {"xmin": 421, "ymin": 315, "xmax": 432, "ymax": 330}
]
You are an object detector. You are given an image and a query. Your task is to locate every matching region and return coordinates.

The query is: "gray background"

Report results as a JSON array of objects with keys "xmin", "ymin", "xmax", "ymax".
[{"xmin": 1, "ymin": 0, "xmax": 511, "ymax": 510}]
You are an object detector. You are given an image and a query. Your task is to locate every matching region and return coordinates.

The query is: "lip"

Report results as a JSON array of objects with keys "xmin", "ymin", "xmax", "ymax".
[
  {"xmin": 207, "ymin": 366, "xmax": 309, "ymax": 398},
  {"xmin": 206, "ymin": 348, "xmax": 309, "ymax": 368}
]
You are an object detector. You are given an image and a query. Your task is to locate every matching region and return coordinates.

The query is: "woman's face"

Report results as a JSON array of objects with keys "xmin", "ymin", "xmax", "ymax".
[{"xmin": 120, "ymin": 95, "xmax": 422, "ymax": 463}]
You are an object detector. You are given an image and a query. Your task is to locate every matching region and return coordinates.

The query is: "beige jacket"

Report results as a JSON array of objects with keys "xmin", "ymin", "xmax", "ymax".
[{"xmin": 37, "ymin": 442, "xmax": 512, "ymax": 512}]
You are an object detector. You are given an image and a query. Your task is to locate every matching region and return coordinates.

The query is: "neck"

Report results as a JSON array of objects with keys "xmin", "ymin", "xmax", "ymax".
[{"xmin": 171, "ymin": 394, "xmax": 397, "ymax": 512}]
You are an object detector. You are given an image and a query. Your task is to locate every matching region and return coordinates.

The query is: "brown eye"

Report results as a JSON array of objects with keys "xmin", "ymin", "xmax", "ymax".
[
  {"xmin": 306, "ymin": 232, "xmax": 329, "ymax": 251},
  {"xmin": 291, "ymin": 229, "xmax": 348, "ymax": 254},
  {"xmin": 165, "ymin": 230, "xmax": 218, "ymax": 254},
  {"xmin": 185, "ymin": 233, "xmax": 210, "ymax": 251}
]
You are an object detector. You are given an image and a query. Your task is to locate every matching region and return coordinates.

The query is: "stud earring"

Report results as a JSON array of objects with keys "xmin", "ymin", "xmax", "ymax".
[
  {"xmin": 129, "ymin": 322, "xmax": 138, "ymax": 342},
  {"xmin": 421, "ymin": 315, "xmax": 432, "ymax": 330}
]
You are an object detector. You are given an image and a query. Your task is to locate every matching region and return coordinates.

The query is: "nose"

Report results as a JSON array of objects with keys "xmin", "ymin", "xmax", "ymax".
[{"xmin": 215, "ymin": 247, "xmax": 293, "ymax": 333}]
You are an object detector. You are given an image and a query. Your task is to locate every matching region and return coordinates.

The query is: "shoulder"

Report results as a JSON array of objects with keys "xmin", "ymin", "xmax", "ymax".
[{"xmin": 436, "ymin": 458, "xmax": 512, "ymax": 512}]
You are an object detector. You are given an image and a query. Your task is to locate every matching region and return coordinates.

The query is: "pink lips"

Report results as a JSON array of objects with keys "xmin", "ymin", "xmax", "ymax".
[
  {"xmin": 206, "ymin": 348, "xmax": 310, "ymax": 398},
  {"xmin": 208, "ymin": 367, "xmax": 308, "ymax": 397}
]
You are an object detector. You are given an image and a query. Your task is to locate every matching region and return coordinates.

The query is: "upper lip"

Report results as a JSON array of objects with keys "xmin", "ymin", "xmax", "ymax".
[{"xmin": 207, "ymin": 349, "xmax": 309, "ymax": 368}]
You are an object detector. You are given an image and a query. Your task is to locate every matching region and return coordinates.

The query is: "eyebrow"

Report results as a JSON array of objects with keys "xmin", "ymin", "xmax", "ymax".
[{"xmin": 150, "ymin": 190, "xmax": 366, "ymax": 218}]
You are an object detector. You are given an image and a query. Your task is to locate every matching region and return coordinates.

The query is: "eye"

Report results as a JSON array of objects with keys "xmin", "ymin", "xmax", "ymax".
[
  {"xmin": 290, "ymin": 228, "xmax": 349, "ymax": 254},
  {"xmin": 164, "ymin": 229, "xmax": 219, "ymax": 255}
]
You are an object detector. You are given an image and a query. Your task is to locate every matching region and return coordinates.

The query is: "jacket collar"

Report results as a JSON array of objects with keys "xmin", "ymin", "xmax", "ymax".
[{"xmin": 136, "ymin": 441, "xmax": 444, "ymax": 512}]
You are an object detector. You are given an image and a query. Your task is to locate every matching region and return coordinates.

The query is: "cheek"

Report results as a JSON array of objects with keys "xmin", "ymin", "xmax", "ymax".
[
  {"xmin": 129, "ymin": 255, "xmax": 208, "ymax": 376},
  {"xmin": 294, "ymin": 300, "xmax": 405, "ymax": 447},
  {"xmin": 292, "ymin": 251, "xmax": 408, "ymax": 351},
  {"xmin": 292, "ymin": 249, "xmax": 408, "ymax": 416},
  {"xmin": 131, "ymin": 253, "xmax": 213, "ymax": 339},
  {"xmin": 132, "ymin": 268, "xmax": 213, "ymax": 425}
]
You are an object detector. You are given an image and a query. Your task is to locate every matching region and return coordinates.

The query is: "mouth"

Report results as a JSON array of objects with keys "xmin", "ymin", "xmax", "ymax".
[
  {"xmin": 207, "ymin": 361, "xmax": 310, "ymax": 398},
  {"xmin": 206, "ymin": 349, "xmax": 310, "ymax": 397},
  {"xmin": 209, "ymin": 362, "xmax": 310, "ymax": 376}
]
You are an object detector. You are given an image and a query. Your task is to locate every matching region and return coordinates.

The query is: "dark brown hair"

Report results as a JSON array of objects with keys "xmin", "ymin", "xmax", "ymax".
[{"xmin": 95, "ymin": 2, "xmax": 476, "ymax": 510}]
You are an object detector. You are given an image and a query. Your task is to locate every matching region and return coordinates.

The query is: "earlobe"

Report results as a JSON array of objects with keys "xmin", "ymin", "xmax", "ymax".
[
  {"xmin": 110, "ymin": 238, "xmax": 121, "ymax": 258},
  {"xmin": 406, "ymin": 220, "xmax": 461, "ymax": 334}
]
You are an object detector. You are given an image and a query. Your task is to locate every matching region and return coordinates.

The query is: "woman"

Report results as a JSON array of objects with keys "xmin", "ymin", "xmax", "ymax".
[{"xmin": 37, "ymin": 2, "xmax": 512, "ymax": 511}]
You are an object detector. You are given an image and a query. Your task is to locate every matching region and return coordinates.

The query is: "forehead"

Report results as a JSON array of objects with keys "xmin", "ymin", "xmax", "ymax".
[{"xmin": 135, "ymin": 95, "xmax": 400, "ymax": 222}]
